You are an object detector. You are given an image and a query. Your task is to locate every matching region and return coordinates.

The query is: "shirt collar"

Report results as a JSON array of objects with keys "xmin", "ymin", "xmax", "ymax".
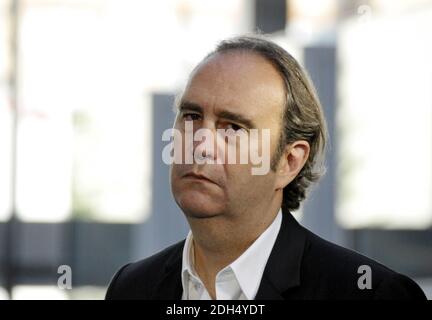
[
  {"xmin": 181, "ymin": 209, "xmax": 282, "ymax": 300},
  {"xmin": 229, "ymin": 209, "xmax": 282, "ymax": 299},
  {"xmin": 181, "ymin": 229, "xmax": 199, "ymax": 292}
]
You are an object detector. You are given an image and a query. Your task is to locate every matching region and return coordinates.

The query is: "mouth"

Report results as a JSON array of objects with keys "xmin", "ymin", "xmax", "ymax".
[{"xmin": 183, "ymin": 172, "xmax": 218, "ymax": 185}]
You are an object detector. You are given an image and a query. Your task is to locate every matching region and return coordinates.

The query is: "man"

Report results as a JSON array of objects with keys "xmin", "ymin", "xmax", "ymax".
[{"xmin": 106, "ymin": 35, "xmax": 426, "ymax": 300}]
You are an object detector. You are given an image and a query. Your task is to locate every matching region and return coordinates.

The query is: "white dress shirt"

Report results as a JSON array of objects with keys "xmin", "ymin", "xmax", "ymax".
[{"xmin": 181, "ymin": 209, "xmax": 282, "ymax": 300}]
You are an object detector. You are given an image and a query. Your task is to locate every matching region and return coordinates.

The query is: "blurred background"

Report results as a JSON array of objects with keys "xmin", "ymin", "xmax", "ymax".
[{"xmin": 0, "ymin": 0, "xmax": 431, "ymax": 300}]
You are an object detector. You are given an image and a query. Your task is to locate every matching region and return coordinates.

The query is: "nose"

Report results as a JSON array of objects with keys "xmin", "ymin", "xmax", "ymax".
[{"xmin": 193, "ymin": 127, "xmax": 218, "ymax": 163}]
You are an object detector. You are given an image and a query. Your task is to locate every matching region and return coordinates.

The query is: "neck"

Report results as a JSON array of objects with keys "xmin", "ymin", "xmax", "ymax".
[{"xmin": 186, "ymin": 193, "xmax": 282, "ymax": 293}]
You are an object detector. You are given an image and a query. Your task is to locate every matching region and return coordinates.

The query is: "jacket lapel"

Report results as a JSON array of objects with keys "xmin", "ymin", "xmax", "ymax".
[
  {"xmin": 151, "ymin": 241, "xmax": 184, "ymax": 300},
  {"xmin": 255, "ymin": 209, "xmax": 306, "ymax": 300}
]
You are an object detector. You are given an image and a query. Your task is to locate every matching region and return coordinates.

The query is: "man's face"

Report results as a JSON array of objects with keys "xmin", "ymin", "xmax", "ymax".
[{"xmin": 170, "ymin": 51, "xmax": 286, "ymax": 220}]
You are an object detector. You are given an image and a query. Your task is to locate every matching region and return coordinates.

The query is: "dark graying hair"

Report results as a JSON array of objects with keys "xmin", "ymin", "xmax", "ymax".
[{"xmin": 208, "ymin": 35, "xmax": 328, "ymax": 212}]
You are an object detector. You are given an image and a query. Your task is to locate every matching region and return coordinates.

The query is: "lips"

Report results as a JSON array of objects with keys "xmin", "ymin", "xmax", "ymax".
[{"xmin": 183, "ymin": 172, "xmax": 217, "ymax": 185}]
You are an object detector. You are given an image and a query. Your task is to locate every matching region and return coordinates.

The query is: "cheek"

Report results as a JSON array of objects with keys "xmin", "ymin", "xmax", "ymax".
[
  {"xmin": 170, "ymin": 164, "xmax": 187, "ymax": 196},
  {"xmin": 224, "ymin": 164, "xmax": 255, "ymax": 194},
  {"xmin": 225, "ymin": 164, "xmax": 276, "ymax": 198}
]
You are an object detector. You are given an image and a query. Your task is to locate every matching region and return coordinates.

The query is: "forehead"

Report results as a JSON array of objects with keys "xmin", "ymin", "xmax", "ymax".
[{"xmin": 182, "ymin": 51, "xmax": 286, "ymax": 123}]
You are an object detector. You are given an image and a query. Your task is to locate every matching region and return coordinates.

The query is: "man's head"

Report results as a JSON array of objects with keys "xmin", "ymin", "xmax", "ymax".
[{"xmin": 170, "ymin": 35, "xmax": 327, "ymax": 222}]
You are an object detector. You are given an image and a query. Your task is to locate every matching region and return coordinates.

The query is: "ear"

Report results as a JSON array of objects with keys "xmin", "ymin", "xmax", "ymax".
[{"xmin": 274, "ymin": 140, "xmax": 310, "ymax": 190}]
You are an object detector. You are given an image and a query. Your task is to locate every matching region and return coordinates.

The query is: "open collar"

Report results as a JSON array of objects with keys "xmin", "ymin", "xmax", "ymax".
[{"xmin": 151, "ymin": 209, "xmax": 306, "ymax": 300}]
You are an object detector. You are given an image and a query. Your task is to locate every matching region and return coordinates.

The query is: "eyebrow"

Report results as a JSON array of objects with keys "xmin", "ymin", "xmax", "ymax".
[
  {"xmin": 178, "ymin": 100, "xmax": 256, "ymax": 129},
  {"xmin": 178, "ymin": 101, "xmax": 203, "ymax": 114}
]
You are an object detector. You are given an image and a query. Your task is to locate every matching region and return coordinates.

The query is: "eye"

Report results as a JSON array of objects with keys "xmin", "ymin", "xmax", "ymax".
[
  {"xmin": 183, "ymin": 113, "xmax": 201, "ymax": 121},
  {"xmin": 226, "ymin": 123, "xmax": 246, "ymax": 132}
]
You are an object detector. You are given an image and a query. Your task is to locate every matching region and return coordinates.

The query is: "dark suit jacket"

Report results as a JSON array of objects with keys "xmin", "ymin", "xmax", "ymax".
[{"xmin": 105, "ymin": 210, "xmax": 427, "ymax": 300}]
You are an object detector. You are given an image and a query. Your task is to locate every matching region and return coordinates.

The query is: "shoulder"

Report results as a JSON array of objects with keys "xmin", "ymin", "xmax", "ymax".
[
  {"xmin": 105, "ymin": 240, "xmax": 185, "ymax": 300},
  {"xmin": 298, "ymin": 228, "xmax": 426, "ymax": 300}
]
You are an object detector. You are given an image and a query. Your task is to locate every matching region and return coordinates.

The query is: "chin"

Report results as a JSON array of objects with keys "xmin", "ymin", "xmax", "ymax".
[{"xmin": 175, "ymin": 190, "xmax": 224, "ymax": 219}]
